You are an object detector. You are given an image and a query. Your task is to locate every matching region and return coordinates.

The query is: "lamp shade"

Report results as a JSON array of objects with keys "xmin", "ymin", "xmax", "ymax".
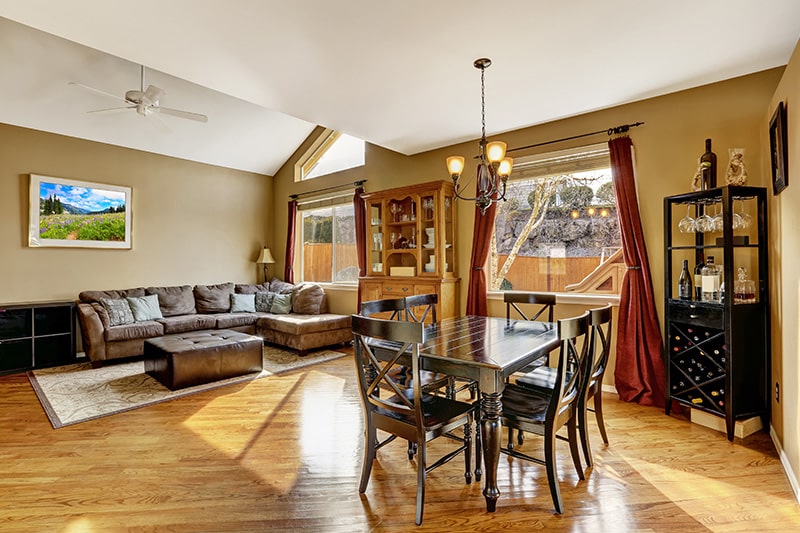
[{"xmin": 256, "ymin": 247, "xmax": 275, "ymax": 264}]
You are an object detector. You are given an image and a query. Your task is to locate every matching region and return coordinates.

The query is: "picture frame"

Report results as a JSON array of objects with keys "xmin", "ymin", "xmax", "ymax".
[
  {"xmin": 769, "ymin": 101, "xmax": 788, "ymax": 195},
  {"xmin": 28, "ymin": 174, "xmax": 132, "ymax": 249}
]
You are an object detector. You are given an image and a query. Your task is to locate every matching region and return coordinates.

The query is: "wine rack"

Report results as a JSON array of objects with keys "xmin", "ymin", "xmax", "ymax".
[{"xmin": 663, "ymin": 186, "xmax": 769, "ymax": 440}]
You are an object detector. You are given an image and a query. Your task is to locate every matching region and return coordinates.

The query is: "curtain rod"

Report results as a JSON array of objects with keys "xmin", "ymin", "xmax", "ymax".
[
  {"xmin": 507, "ymin": 122, "xmax": 644, "ymax": 154},
  {"xmin": 289, "ymin": 179, "xmax": 366, "ymax": 200}
]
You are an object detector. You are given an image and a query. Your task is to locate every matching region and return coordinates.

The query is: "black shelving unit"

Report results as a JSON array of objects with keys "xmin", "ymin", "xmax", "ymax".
[
  {"xmin": 0, "ymin": 301, "xmax": 77, "ymax": 375},
  {"xmin": 663, "ymin": 186, "xmax": 770, "ymax": 440}
]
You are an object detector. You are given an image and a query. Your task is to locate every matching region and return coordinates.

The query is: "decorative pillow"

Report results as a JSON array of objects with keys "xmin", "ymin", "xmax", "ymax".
[
  {"xmin": 255, "ymin": 291, "xmax": 277, "ymax": 313},
  {"xmin": 146, "ymin": 285, "xmax": 196, "ymax": 316},
  {"xmin": 230, "ymin": 293, "xmax": 256, "ymax": 313},
  {"xmin": 269, "ymin": 277, "xmax": 295, "ymax": 295},
  {"xmin": 292, "ymin": 283, "xmax": 325, "ymax": 315},
  {"xmin": 126, "ymin": 294, "xmax": 164, "ymax": 322},
  {"xmin": 99, "ymin": 298, "xmax": 134, "ymax": 326},
  {"xmin": 235, "ymin": 283, "xmax": 271, "ymax": 294},
  {"xmin": 270, "ymin": 293, "xmax": 293, "ymax": 314},
  {"xmin": 193, "ymin": 282, "xmax": 234, "ymax": 313}
]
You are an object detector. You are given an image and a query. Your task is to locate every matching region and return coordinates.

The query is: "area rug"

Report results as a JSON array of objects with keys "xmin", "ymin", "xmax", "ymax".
[{"xmin": 28, "ymin": 346, "xmax": 348, "ymax": 429}]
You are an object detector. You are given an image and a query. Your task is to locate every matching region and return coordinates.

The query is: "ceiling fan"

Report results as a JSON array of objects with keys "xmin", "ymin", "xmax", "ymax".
[{"xmin": 69, "ymin": 65, "xmax": 208, "ymax": 123}]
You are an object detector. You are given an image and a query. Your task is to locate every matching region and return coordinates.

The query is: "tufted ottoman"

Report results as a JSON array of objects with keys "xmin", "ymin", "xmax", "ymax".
[{"xmin": 144, "ymin": 329, "xmax": 263, "ymax": 390}]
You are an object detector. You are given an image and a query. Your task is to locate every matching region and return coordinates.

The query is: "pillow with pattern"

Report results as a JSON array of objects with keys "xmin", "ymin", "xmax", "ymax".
[
  {"xmin": 255, "ymin": 291, "xmax": 277, "ymax": 313},
  {"xmin": 99, "ymin": 298, "xmax": 134, "ymax": 326}
]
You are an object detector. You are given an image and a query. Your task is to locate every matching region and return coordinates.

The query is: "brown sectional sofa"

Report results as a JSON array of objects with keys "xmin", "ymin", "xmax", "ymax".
[{"xmin": 76, "ymin": 280, "xmax": 352, "ymax": 366}]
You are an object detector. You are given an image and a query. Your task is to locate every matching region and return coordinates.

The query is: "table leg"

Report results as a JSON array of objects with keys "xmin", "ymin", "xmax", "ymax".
[{"xmin": 480, "ymin": 390, "xmax": 502, "ymax": 512}]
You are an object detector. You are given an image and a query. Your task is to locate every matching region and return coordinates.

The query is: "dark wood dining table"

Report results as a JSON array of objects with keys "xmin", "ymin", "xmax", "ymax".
[{"xmin": 373, "ymin": 315, "xmax": 560, "ymax": 512}]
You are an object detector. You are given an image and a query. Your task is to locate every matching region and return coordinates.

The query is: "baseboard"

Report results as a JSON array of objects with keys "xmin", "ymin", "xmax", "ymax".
[
  {"xmin": 770, "ymin": 424, "xmax": 800, "ymax": 504},
  {"xmin": 601, "ymin": 384, "xmax": 618, "ymax": 395},
  {"xmin": 689, "ymin": 409, "xmax": 762, "ymax": 438}
]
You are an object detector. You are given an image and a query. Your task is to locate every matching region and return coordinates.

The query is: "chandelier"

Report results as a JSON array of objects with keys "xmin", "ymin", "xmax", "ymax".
[{"xmin": 446, "ymin": 58, "xmax": 513, "ymax": 214}]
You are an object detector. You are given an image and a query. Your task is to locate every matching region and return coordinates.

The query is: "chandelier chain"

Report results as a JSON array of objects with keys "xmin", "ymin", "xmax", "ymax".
[{"xmin": 480, "ymin": 65, "xmax": 486, "ymax": 142}]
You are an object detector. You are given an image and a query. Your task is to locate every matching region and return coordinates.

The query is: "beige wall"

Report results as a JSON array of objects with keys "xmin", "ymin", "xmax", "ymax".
[
  {"xmin": 0, "ymin": 124, "xmax": 273, "ymax": 303},
  {"xmin": 766, "ymin": 38, "xmax": 800, "ymax": 489}
]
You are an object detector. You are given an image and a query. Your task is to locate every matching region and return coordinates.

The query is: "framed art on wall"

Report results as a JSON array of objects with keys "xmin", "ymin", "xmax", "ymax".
[
  {"xmin": 769, "ymin": 101, "xmax": 788, "ymax": 195},
  {"xmin": 28, "ymin": 174, "xmax": 132, "ymax": 248}
]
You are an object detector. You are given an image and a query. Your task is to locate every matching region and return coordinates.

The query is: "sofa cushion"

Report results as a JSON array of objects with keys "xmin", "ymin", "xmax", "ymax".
[
  {"xmin": 146, "ymin": 285, "xmax": 196, "ymax": 316},
  {"xmin": 257, "ymin": 313, "xmax": 352, "ymax": 336},
  {"xmin": 156, "ymin": 314, "xmax": 217, "ymax": 334},
  {"xmin": 127, "ymin": 295, "xmax": 164, "ymax": 322},
  {"xmin": 255, "ymin": 291, "xmax": 277, "ymax": 313},
  {"xmin": 104, "ymin": 321, "xmax": 164, "ymax": 342},
  {"xmin": 269, "ymin": 277, "xmax": 295, "ymax": 294},
  {"xmin": 100, "ymin": 298, "xmax": 135, "ymax": 326},
  {"xmin": 194, "ymin": 283, "xmax": 234, "ymax": 313},
  {"xmin": 292, "ymin": 283, "xmax": 325, "ymax": 315},
  {"xmin": 270, "ymin": 293, "xmax": 293, "ymax": 314},
  {"xmin": 215, "ymin": 313, "xmax": 261, "ymax": 329},
  {"xmin": 79, "ymin": 287, "xmax": 145, "ymax": 303},
  {"xmin": 235, "ymin": 282, "xmax": 271, "ymax": 294},
  {"xmin": 230, "ymin": 293, "xmax": 256, "ymax": 313}
]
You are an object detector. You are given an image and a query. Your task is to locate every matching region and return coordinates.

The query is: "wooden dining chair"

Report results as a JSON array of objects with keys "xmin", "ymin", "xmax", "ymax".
[
  {"xmin": 515, "ymin": 304, "xmax": 613, "ymax": 468},
  {"xmin": 504, "ymin": 291, "xmax": 556, "ymax": 323},
  {"xmin": 352, "ymin": 314, "xmax": 474, "ymax": 526},
  {"xmin": 499, "ymin": 311, "xmax": 591, "ymax": 514},
  {"xmin": 403, "ymin": 293, "xmax": 438, "ymax": 324}
]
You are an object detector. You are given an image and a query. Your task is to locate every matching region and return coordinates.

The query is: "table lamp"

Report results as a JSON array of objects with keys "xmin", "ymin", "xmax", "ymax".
[{"xmin": 256, "ymin": 247, "xmax": 275, "ymax": 282}]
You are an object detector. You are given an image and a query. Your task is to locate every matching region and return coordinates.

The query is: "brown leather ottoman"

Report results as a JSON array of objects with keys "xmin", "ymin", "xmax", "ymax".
[{"xmin": 144, "ymin": 330, "xmax": 263, "ymax": 390}]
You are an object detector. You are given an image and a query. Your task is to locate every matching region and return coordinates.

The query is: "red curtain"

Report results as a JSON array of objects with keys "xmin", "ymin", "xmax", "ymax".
[
  {"xmin": 465, "ymin": 165, "xmax": 498, "ymax": 316},
  {"xmin": 353, "ymin": 185, "xmax": 367, "ymax": 303},
  {"xmin": 284, "ymin": 199, "xmax": 297, "ymax": 283},
  {"xmin": 608, "ymin": 136, "xmax": 665, "ymax": 407}
]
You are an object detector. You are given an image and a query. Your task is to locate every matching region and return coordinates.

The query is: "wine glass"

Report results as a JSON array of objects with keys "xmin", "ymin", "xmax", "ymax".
[
  {"xmin": 695, "ymin": 205, "xmax": 713, "ymax": 233},
  {"xmin": 738, "ymin": 200, "xmax": 752, "ymax": 229},
  {"xmin": 678, "ymin": 205, "xmax": 695, "ymax": 233},
  {"xmin": 712, "ymin": 203, "xmax": 725, "ymax": 233},
  {"xmin": 389, "ymin": 232, "xmax": 399, "ymax": 249},
  {"xmin": 390, "ymin": 203, "xmax": 402, "ymax": 222}
]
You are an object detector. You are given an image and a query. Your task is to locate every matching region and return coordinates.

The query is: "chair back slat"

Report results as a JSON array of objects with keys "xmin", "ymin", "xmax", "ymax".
[
  {"xmin": 352, "ymin": 314, "xmax": 427, "ymax": 420},
  {"xmin": 504, "ymin": 292, "xmax": 556, "ymax": 322},
  {"xmin": 587, "ymin": 303, "xmax": 613, "ymax": 391},
  {"xmin": 404, "ymin": 293, "xmax": 438, "ymax": 324},
  {"xmin": 547, "ymin": 311, "xmax": 590, "ymax": 425},
  {"xmin": 360, "ymin": 297, "xmax": 407, "ymax": 321}
]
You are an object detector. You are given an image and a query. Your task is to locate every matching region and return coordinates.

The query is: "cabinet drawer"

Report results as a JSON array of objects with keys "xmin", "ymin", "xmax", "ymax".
[
  {"xmin": 382, "ymin": 281, "xmax": 414, "ymax": 296},
  {"xmin": 669, "ymin": 301, "xmax": 723, "ymax": 329}
]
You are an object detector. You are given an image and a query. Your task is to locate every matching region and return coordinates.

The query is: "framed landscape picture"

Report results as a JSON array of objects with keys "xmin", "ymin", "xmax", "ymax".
[
  {"xmin": 769, "ymin": 101, "xmax": 788, "ymax": 195},
  {"xmin": 28, "ymin": 174, "xmax": 132, "ymax": 248}
]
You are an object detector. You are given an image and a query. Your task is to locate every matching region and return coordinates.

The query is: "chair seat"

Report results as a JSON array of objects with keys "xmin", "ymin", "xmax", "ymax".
[
  {"xmin": 377, "ymin": 391, "xmax": 474, "ymax": 431},
  {"xmin": 515, "ymin": 367, "xmax": 573, "ymax": 392},
  {"xmin": 385, "ymin": 367, "xmax": 451, "ymax": 393},
  {"xmin": 500, "ymin": 383, "xmax": 551, "ymax": 424}
]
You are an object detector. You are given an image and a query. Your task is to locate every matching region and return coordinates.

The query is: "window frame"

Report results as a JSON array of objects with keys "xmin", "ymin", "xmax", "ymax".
[
  {"xmin": 298, "ymin": 196, "xmax": 359, "ymax": 286},
  {"xmin": 294, "ymin": 129, "xmax": 365, "ymax": 182}
]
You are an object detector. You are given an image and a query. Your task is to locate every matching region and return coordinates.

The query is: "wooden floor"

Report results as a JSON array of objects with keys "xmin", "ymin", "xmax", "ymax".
[{"xmin": 1, "ymin": 351, "xmax": 799, "ymax": 532}]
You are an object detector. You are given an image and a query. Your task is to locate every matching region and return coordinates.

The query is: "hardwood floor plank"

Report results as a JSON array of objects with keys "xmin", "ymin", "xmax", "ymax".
[{"xmin": 0, "ymin": 354, "xmax": 798, "ymax": 532}]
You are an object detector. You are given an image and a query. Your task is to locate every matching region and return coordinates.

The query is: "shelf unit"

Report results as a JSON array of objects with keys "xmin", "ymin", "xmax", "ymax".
[
  {"xmin": 663, "ymin": 186, "xmax": 769, "ymax": 440},
  {"xmin": 359, "ymin": 180, "xmax": 460, "ymax": 320},
  {"xmin": 0, "ymin": 301, "xmax": 77, "ymax": 375}
]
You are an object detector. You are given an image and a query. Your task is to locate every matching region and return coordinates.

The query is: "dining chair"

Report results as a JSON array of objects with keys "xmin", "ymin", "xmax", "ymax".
[
  {"xmin": 360, "ymin": 297, "xmax": 452, "ymax": 460},
  {"xmin": 504, "ymin": 291, "xmax": 556, "ymax": 323},
  {"xmin": 403, "ymin": 293, "xmax": 438, "ymax": 324},
  {"xmin": 499, "ymin": 311, "xmax": 591, "ymax": 514},
  {"xmin": 515, "ymin": 304, "xmax": 613, "ymax": 468},
  {"xmin": 352, "ymin": 314, "xmax": 474, "ymax": 526}
]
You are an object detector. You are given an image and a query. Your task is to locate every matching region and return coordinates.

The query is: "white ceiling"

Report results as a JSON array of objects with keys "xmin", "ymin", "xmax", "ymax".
[{"xmin": 1, "ymin": 1, "xmax": 799, "ymax": 176}]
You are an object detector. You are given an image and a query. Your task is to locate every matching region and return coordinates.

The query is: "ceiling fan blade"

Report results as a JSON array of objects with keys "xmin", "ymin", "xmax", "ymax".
[
  {"xmin": 68, "ymin": 81, "xmax": 127, "ymax": 104},
  {"xmin": 86, "ymin": 106, "xmax": 136, "ymax": 114},
  {"xmin": 147, "ymin": 109, "xmax": 172, "ymax": 133},
  {"xmin": 143, "ymin": 84, "xmax": 165, "ymax": 105},
  {"xmin": 157, "ymin": 106, "xmax": 208, "ymax": 123}
]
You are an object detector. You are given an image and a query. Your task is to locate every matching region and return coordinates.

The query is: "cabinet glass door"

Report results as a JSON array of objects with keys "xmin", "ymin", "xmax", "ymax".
[{"xmin": 368, "ymin": 201, "xmax": 384, "ymax": 274}]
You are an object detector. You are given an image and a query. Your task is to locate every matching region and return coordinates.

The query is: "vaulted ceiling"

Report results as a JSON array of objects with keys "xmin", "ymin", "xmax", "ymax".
[{"xmin": 1, "ymin": 1, "xmax": 799, "ymax": 175}]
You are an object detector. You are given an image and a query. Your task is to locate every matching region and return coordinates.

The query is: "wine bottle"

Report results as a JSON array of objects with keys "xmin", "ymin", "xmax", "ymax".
[
  {"xmin": 700, "ymin": 138, "xmax": 717, "ymax": 189},
  {"xmin": 694, "ymin": 259, "xmax": 705, "ymax": 300},
  {"xmin": 701, "ymin": 256, "xmax": 720, "ymax": 301},
  {"xmin": 678, "ymin": 259, "xmax": 692, "ymax": 300}
]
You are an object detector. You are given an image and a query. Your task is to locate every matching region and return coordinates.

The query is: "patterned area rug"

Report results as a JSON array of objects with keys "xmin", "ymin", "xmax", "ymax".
[{"xmin": 28, "ymin": 345, "xmax": 348, "ymax": 429}]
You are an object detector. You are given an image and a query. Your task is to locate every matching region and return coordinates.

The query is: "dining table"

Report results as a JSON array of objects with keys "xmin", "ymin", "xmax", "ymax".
[{"xmin": 372, "ymin": 314, "xmax": 560, "ymax": 512}]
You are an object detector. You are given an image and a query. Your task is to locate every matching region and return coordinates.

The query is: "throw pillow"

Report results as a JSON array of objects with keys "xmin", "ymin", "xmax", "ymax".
[
  {"xmin": 193, "ymin": 282, "xmax": 234, "ymax": 313},
  {"xmin": 255, "ymin": 291, "xmax": 277, "ymax": 313},
  {"xmin": 126, "ymin": 294, "xmax": 164, "ymax": 322},
  {"xmin": 292, "ymin": 283, "xmax": 324, "ymax": 315},
  {"xmin": 270, "ymin": 293, "xmax": 293, "ymax": 314},
  {"xmin": 269, "ymin": 277, "xmax": 295, "ymax": 294},
  {"xmin": 230, "ymin": 293, "xmax": 256, "ymax": 313},
  {"xmin": 99, "ymin": 298, "xmax": 134, "ymax": 326}
]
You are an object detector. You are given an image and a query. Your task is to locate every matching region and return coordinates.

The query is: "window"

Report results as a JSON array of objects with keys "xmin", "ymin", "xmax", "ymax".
[
  {"xmin": 491, "ymin": 143, "xmax": 623, "ymax": 294},
  {"xmin": 301, "ymin": 202, "xmax": 359, "ymax": 284},
  {"xmin": 296, "ymin": 130, "xmax": 365, "ymax": 181}
]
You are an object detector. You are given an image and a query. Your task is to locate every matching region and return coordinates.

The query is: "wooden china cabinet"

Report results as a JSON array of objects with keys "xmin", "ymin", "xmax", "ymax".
[{"xmin": 359, "ymin": 180, "xmax": 460, "ymax": 321}]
